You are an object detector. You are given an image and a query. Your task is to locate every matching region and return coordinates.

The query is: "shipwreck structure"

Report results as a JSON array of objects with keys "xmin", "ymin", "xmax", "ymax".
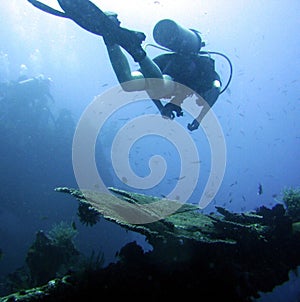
[{"xmin": 1, "ymin": 187, "xmax": 300, "ymax": 301}]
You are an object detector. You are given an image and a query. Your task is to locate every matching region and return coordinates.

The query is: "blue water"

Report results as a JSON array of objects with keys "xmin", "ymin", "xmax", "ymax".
[{"xmin": 0, "ymin": 0, "xmax": 299, "ymax": 300}]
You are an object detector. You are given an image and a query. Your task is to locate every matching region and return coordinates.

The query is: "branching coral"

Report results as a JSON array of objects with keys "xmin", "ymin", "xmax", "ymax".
[
  {"xmin": 77, "ymin": 202, "xmax": 100, "ymax": 226},
  {"xmin": 282, "ymin": 187, "xmax": 300, "ymax": 222},
  {"xmin": 48, "ymin": 221, "xmax": 78, "ymax": 246}
]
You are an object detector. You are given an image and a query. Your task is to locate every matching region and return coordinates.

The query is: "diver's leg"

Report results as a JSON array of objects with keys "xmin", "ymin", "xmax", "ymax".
[
  {"xmin": 106, "ymin": 43, "xmax": 149, "ymax": 92},
  {"xmin": 106, "ymin": 44, "xmax": 164, "ymax": 82},
  {"xmin": 106, "ymin": 43, "xmax": 165, "ymax": 111},
  {"xmin": 139, "ymin": 56, "xmax": 163, "ymax": 79},
  {"xmin": 107, "ymin": 46, "xmax": 163, "ymax": 80},
  {"xmin": 103, "ymin": 11, "xmax": 163, "ymax": 81},
  {"xmin": 106, "ymin": 44, "xmax": 133, "ymax": 83}
]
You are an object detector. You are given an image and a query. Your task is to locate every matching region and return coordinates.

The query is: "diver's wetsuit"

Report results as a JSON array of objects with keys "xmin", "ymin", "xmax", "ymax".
[
  {"xmin": 150, "ymin": 52, "xmax": 222, "ymax": 130},
  {"xmin": 153, "ymin": 53, "xmax": 221, "ymax": 108}
]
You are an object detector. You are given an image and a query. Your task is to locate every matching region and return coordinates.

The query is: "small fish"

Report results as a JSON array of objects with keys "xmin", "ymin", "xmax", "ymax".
[
  {"xmin": 39, "ymin": 216, "xmax": 49, "ymax": 221},
  {"xmin": 257, "ymin": 183, "xmax": 263, "ymax": 195},
  {"xmin": 72, "ymin": 221, "xmax": 77, "ymax": 230},
  {"xmin": 191, "ymin": 160, "xmax": 201, "ymax": 164},
  {"xmin": 174, "ymin": 176, "xmax": 186, "ymax": 181}
]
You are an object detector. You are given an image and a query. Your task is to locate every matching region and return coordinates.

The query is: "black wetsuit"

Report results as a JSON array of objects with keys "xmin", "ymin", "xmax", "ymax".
[{"xmin": 153, "ymin": 53, "xmax": 221, "ymax": 107}]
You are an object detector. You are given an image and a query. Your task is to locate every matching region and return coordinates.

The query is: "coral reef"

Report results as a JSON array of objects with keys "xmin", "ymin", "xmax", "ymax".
[
  {"xmin": 2, "ymin": 222, "xmax": 80, "ymax": 295},
  {"xmin": 1, "ymin": 221, "xmax": 106, "ymax": 298},
  {"xmin": 282, "ymin": 187, "xmax": 300, "ymax": 222},
  {"xmin": 2, "ymin": 187, "xmax": 300, "ymax": 302},
  {"xmin": 25, "ymin": 222, "xmax": 80, "ymax": 287},
  {"xmin": 77, "ymin": 202, "xmax": 100, "ymax": 226},
  {"xmin": 48, "ymin": 221, "xmax": 78, "ymax": 246}
]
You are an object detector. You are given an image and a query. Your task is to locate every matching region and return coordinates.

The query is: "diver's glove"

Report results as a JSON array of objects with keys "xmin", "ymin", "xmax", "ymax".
[
  {"xmin": 161, "ymin": 103, "xmax": 183, "ymax": 120},
  {"xmin": 187, "ymin": 119, "xmax": 200, "ymax": 131}
]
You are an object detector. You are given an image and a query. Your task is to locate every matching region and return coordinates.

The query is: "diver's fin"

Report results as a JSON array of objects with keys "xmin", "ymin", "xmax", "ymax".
[
  {"xmin": 56, "ymin": 0, "xmax": 120, "ymax": 35},
  {"xmin": 29, "ymin": 0, "xmax": 146, "ymax": 61},
  {"xmin": 27, "ymin": 0, "xmax": 67, "ymax": 18},
  {"xmin": 57, "ymin": 0, "xmax": 147, "ymax": 61}
]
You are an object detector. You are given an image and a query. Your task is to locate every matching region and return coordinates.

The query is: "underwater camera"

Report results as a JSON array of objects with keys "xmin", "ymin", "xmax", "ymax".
[{"xmin": 152, "ymin": 19, "xmax": 233, "ymax": 94}]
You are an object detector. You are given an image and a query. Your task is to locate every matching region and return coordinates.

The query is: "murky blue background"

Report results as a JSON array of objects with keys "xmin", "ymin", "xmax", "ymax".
[{"xmin": 0, "ymin": 1, "xmax": 299, "ymax": 300}]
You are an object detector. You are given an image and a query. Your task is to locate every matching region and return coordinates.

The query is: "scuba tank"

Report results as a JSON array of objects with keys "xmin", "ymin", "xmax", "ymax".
[
  {"xmin": 150, "ymin": 19, "xmax": 233, "ymax": 94},
  {"xmin": 153, "ymin": 19, "xmax": 205, "ymax": 54}
]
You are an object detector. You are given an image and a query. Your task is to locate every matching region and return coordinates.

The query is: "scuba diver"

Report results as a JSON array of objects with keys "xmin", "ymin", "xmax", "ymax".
[
  {"xmin": 0, "ymin": 72, "xmax": 55, "ymax": 131},
  {"xmin": 16, "ymin": 74, "xmax": 54, "ymax": 103},
  {"xmin": 27, "ymin": 0, "xmax": 232, "ymax": 131}
]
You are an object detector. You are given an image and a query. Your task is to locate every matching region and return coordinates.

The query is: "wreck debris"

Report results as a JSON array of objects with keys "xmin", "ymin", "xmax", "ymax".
[{"xmin": 1, "ymin": 186, "xmax": 300, "ymax": 302}]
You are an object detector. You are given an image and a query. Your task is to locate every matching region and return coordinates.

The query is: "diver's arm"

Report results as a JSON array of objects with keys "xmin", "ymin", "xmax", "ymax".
[
  {"xmin": 187, "ymin": 102, "xmax": 208, "ymax": 131},
  {"xmin": 27, "ymin": 0, "xmax": 66, "ymax": 18},
  {"xmin": 188, "ymin": 87, "xmax": 220, "ymax": 131},
  {"xmin": 195, "ymin": 101, "xmax": 210, "ymax": 123}
]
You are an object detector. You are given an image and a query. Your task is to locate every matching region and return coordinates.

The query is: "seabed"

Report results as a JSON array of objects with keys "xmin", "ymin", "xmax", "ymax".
[{"xmin": 1, "ymin": 187, "xmax": 300, "ymax": 302}]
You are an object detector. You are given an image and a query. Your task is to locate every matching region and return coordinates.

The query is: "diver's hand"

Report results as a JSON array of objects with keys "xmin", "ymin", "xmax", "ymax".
[
  {"xmin": 187, "ymin": 119, "xmax": 199, "ymax": 131},
  {"xmin": 161, "ymin": 103, "xmax": 183, "ymax": 120}
]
